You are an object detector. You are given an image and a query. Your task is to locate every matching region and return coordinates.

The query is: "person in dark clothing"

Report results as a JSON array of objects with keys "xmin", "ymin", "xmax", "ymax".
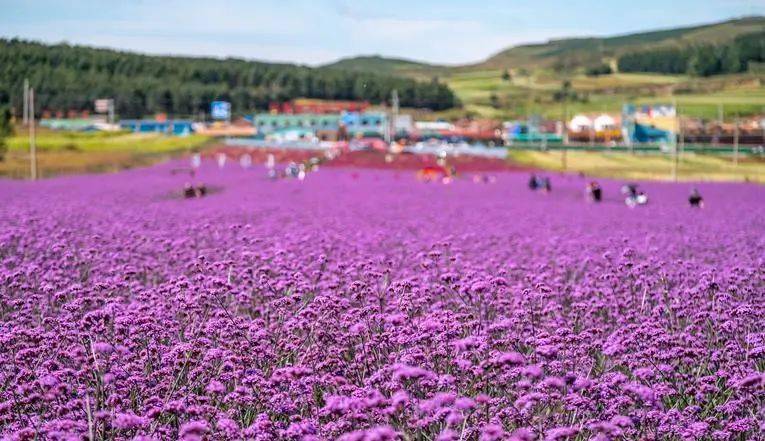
[
  {"xmin": 689, "ymin": 188, "xmax": 704, "ymax": 208},
  {"xmin": 591, "ymin": 183, "xmax": 602, "ymax": 202},
  {"xmin": 183, "ymin": 183, "xmax": 196, "ymax": 199},
  {"xmin": 528, "ymin": 174, "xmax": 539, "ymax": 190},
  {"xmin": 587, "ymin": 181, "xmax": 602, "ymax": 202},
  {"xmin": 195, "ymin": 183, "xmax": 208, "ymax": 198},
  {"xmin": 622, "ymin": 183, "xmax": 638, "ymax": 199},
  {"xmin": 542, "ymin": 177, "xmax": 552, "ymax": 193}
]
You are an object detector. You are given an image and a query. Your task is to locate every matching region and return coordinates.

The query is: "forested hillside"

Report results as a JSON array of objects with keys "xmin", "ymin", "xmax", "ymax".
[
  {"xmin": 322, "ymin": 55, "xmax": 448, "ymax": 79},
  {"xmin": 618, "ymin": 32, "xmax": 765, "ymax": 76},
  {"xmin": 0, "ymin": 39, "xmax": 457, "ymax": 118},
  {"xmin": 478, "ymin": 16, "xmax": 765, "ymax": 71},
  {"xmin": 325, "ymin": 17, "xmax": 765, "ymax": 75}
]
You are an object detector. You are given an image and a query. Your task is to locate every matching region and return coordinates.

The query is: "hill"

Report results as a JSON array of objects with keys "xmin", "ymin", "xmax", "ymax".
[
  {"xmin": 325, "ymin": 17, "xmax": 765, "ymax": 74},
  {"xmin": 0, "ymin": 39, "xmax": 457, "ymax": 118},
  {"xmin": 318, "ymin": 17, "xmax": 765, "ymax": 121},
  {"xmin": 323, "ymin": 55, "xmax": 444, "ymax": 77},
  {"xmin": 3, "ymin": 17, "xmax": 763, "ymax": 122},
  {"xmin": 478, "ymin": 16, "xmax": 765, "ymax": 70}
]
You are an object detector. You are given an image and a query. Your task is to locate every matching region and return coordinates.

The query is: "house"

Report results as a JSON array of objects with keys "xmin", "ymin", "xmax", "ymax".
[
  {"xmin": 119, "ymin": 119, "xmax": 194, "ymax": 136},
  {"xmin": 269, "ymin": 99, "xmax": 371, "ymax": 115},
  {"xmin": 503, "ymin": 120, "xmax": 563, "ymax": 144},
  {"xmin": 253, "ymin": 114, "xmax": 341, "ymax": 136},
  {"xmin": 341, "ymin": 112, "xmax": 388, "ymax": 138},
  {"xmin": 192, "ymin": 118, "xmax": 256, "ymax": 137},
  {"xmin": 253, "ymin": 112, "xmax": 388, "ymax": 140}
]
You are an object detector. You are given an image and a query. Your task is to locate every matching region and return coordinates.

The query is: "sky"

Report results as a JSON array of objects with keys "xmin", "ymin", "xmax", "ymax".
[{"xmin": 1, "ymin": 0, "xmax": 764, "ymax": 66}]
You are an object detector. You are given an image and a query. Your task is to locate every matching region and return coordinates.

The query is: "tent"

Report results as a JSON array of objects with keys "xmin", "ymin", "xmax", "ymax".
[
  {"xmin": 569, "ymin": 115, "xmax": 593, "ymax": 132},
  {"xmin": 593, "ymin": 114, "xmax": 617, "ymax": 132}
]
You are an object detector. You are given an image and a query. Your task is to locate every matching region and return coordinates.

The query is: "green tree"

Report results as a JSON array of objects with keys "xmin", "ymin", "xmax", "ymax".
[
  {"xmin": 0, "ymin": 106, "xmax": 11, "ymax": 162},
  {"xmin": 687, "ymin": 45, "xmax": 721, "ymax": 77},
  {"xmin": 617, "ymin": 32, "xmax": 765, "ymax": 76},
  {"xmin": 586, "ymin": 64, "xmax": 613, "ymax": 76},
  {"xmin": 553, "ymin": 80, "xmax": 574, "ymax": 103},
  {"xmin": 721, "ymin": 45, "xmax": 743, "ymax": 74},
  {"xmin": 0, "ymin": 38, "xmax": 458, "ymax": 117},
  {"xmin": 489, "ymin": 93, "xmax": 500, "ymax": 109},
  {"xmin": 0, "ymin": 106, "xmax": 12, "ymax": 137}
]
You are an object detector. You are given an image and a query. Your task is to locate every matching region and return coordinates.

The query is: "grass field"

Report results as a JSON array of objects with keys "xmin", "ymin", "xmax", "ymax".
[
  {"xmin": 441, "ymin": 69, "xmax": 765, "ymax": 121},
  {"xmin": 508, "ymin": 150, "xmax": 765, "ymax": 183},
  {"xmin": 1, "ymin": 130, "xmax": 211, "ymax": 178}
]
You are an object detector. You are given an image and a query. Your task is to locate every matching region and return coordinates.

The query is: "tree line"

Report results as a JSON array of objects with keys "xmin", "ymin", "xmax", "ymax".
[
  {"xmin": 0, "ymin": 39, "xmax": 458, "ymax": 118},
  {"xmin": 617, "ymin": 32, "xmax": 765, "ymax": 76},
  {"xmin": 0, "ymin": 106, "xmax": 11, "ymax": 161}
]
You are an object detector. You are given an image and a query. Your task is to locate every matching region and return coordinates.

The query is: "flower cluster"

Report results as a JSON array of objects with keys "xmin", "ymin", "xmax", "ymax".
[{"xmin": 0, "ymin": 163, "xmax": 763, "ymax": 440}]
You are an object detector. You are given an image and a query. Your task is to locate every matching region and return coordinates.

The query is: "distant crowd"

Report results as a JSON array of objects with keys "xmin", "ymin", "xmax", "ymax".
[
  {"xmin": 178, "ymin": 152, "xmax": 705, "ymax": 209},
  {"xmin": 528, "ymin": 173, "xmax": 704, "ymax": 208}
]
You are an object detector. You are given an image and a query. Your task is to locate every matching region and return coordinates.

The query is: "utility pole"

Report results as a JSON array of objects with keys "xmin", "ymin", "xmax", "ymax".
[
  {"xmin": 717, "ymin": 103, "xmax": 724, "ymax": 124},
  {"xmin": 22, "ymin": 79, "xmax": 29, "ymax": 126},
  {"xmin": 761, "ymin": 106, "xmax": 764, "ymax": 149},
  {"xmin": 388, "ymin": 89, "xmax": 399, "ymax": 145},
  {"xmin": 678, "ymin": 109, "xmax": 685, "ymax": 158},
  {"xmin": 733, "ymin": 116, "xmax": 740, "ymax": 166},
  {"xmin": 561, "ymin": 84, "xmax": 569, "ymax": 143},
  {"xmin": 108, "ymin": 99, "xmax": 115, "ymax": 125},
  {"xmin": 672, "ymin": 98, "xmax": 679, "ymax": 182},
  {"xmin": 563, "ymin": 105, "xmax": 569, "ymax": 145},
  {"xmin": 562, "ymin": 88, "xmax": 569, "ymax": 164},
  {"xmin": 716, "ymin": 103, "xmax": 724, "ymax": 148},
  {"xmin": 526, "ymin": 91, "xmax": 532, "ymax": 148},
  {"xmin": 29, "ymin": 88, "xmax": 37, "ymax": 180}
]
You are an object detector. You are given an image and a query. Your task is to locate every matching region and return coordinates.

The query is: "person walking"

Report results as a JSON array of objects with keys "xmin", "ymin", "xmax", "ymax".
[{"xmin": 586, "ymin": 181, "xmax": 602, "ymax": 202}]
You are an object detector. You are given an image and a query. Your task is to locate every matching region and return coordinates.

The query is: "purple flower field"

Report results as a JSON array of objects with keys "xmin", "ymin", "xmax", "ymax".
[{"xmin": 0, "ymin": 162, "xmax": 764, "ymax": 440}]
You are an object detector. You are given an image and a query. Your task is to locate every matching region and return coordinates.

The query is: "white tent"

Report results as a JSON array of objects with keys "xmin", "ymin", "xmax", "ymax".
[
  {"xmin": 593, "ymin": 114, "xmax": 617, "ymax": 131},
  {"xmin": 569, "ymin": 115, "xmax": 593, "ymax": 132},
  {"xmin": 415, "ymin": 121, "xmax": 454, "ymax": 131}
]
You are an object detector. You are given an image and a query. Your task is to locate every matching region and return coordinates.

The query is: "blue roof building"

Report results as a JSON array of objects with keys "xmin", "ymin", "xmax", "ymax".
[
  {"xmin": 252, "ymin": 112, "xmax": 388, "ymax": 139},
  {"xmin": 253, "ymin": 114, "xmax": 340, "ymax": 135},
  {"xmin": 341, "ymin": 112, "xmax": 387, "ymax": 138},
  {"xmin": 119, "ymin": 120, "xmax": 194, "ymax": 136}
]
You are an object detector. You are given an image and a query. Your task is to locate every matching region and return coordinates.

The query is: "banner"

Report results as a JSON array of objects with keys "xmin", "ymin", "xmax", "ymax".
[{"xmin": 211, "ymin": 101, "xmax": 231, "ymax": 120}]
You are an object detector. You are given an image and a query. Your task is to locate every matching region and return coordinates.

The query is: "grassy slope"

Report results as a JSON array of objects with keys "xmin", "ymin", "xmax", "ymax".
[
  {"xmin": 327, "ymin": 18, "xmax": 765, "ymax": 74},
  {"xmin": 508, "ymin": 150, "xmax": 765, "ymax": 183},
  {"xmin": 2, "ymin": 130, "xmax": 211, "ymax": 178},
  {"xmin": 440, "ymin": 70, "xmax": 765, "ymax": 120},
  {"xmin": 325, "ymin": 18, "xmax": 765, "ymax": 121},
  {"xmin": 480, "ymin": 17, "xmax": 765, "ymax": 69}
]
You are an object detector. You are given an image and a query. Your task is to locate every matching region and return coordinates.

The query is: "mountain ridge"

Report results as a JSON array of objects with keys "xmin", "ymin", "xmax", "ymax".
[{"xmin": 324, "ymin": 16, "xmax": 765, "ymax": 75}]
